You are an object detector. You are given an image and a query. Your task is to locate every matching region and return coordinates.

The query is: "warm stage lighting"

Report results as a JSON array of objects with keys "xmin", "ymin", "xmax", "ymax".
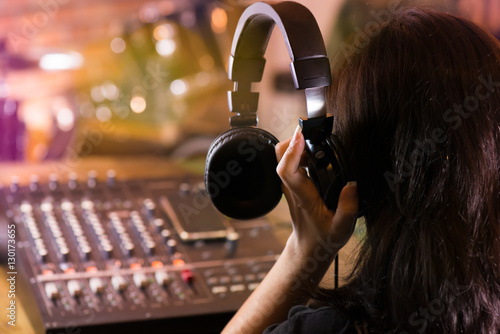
[
  {"xmin": 110, "ymin": 37, "xmax": 126, "ymax": 54},
  {"xmin": 39, "ymin": 52, "xmax": 84, "ymax": 71},
  {"xmin": 211, "ymin": 7, "xmax": 227, "ymax": 33},
  {"xmin": 130, "ymin": 95, "xmax": 147, "ymax": 113}
]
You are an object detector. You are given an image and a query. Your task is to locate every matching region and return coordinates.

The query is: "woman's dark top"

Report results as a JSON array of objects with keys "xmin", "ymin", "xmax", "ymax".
[{"xmin": 263, "ymin": 305, "xmax": 356, "ymax": 334}]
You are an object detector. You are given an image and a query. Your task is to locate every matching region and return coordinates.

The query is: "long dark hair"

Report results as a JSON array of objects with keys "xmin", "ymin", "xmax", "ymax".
[{"xmin": 320, "ymin": 6, "xmax": 500, "ymax": 333}]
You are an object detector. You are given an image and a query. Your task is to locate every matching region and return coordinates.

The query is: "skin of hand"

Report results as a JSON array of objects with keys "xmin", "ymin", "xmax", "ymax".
[
  {"xmin": 275, "ymin": 125, "xmax": 359, "ymax": 256},
  {"xmin": 222, "ymin": 125, "xmax": 359, "ymax": 334}
]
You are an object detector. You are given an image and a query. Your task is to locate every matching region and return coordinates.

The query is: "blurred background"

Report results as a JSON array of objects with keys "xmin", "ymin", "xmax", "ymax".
[{"xmin": 0, "ymin": 0, "xmax": 498, "ymax": 171}]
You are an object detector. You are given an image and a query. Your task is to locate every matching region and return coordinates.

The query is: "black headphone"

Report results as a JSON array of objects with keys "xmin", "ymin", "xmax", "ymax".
[{"xmin": 205, "ymin": 1, "xmax": 351, "ymax": 220}]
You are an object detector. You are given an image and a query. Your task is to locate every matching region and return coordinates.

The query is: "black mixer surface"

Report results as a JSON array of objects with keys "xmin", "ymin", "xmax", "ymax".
[{"xmin": 0, "ymin": 171, "xmax": 285, "ymax": 333}]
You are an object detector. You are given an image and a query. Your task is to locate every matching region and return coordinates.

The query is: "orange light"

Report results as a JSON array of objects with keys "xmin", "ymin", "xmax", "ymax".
[
  {"xmin": 130, "ymin": 263, "xmax": 142, "ymax": 270},
  {"xmin": 152, "ymin": 261, "xmax": 163, "ymax": 269},
  {"xmin": 64, "ymin": 268, "xmax": 76, "ymax": 274},
  {"xmin": 42, "ymin": 269, "xmax": 54, "ymax": 276},
  {"xmin": 211, "ymin": 7, "xmax": 227, "ymax": 34},
  {"xmin": 86, "ymin": 266, "xmax": 98, "ymax": 273},
  {"xmin": 173, "ymin": 259, "xmax": 185, "ymax": 267},
  {"xmin": 153, "ymin": 24, "xmax": 173, "ymax": 40}
]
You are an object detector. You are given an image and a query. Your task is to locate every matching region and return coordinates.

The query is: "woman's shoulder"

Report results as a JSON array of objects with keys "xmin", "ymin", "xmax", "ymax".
[{"xmin": 263, "ymin": 304, "xmax": 358, "ymax": 334}]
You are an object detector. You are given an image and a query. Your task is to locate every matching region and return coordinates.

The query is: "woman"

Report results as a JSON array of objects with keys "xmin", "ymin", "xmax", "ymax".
[{"xmin": 223, "ymin": 6, "xmax": 500, "ymax": 334}]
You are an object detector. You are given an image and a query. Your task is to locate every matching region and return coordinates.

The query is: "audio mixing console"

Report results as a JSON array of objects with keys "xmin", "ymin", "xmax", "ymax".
[{"xmin": 0, "ymin": 171, "xmax": 285, "ymax": 333}]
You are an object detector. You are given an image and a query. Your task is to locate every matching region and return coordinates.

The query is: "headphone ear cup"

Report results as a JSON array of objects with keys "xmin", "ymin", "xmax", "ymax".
[
  {"xmin": 306, "ymin": 134, "xmax": 351, "ymax": 210},
  {"xmin": 205, "ymin": 127, "xmax": 282, "ymax": 220}
]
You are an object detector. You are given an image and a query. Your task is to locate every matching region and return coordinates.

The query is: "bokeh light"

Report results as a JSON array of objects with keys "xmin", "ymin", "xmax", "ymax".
[{"xmin": 130, "ymin": 96, "xmax": 147, "ymax": 113}]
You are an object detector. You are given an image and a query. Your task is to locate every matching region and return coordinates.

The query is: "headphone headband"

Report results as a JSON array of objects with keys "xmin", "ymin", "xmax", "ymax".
[
  {"xmin": 205, "ymin": 1, "xmax": 350, "ymax": 222},
  {"xmin": 227, "ymin": 1, "xmax": 332, "ymax": 126}
]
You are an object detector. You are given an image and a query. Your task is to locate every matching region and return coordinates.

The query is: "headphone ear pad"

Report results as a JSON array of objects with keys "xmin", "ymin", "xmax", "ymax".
[
  {"xmin": 306, "ymin": 134, "xmax": 351, "ymax": 211},
  {"xmin": 325, "ymin": 134, "xmax": 351, "ymax": 209},
  {"xmin": 205, "ymin": 128, "xmax": 282, "ymax": 220}
]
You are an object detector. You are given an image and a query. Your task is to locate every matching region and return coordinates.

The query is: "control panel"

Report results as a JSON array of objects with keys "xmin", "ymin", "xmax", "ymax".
[{"xmin": 0, "ymin": 171, "xmax": 285, "ymax": 334}]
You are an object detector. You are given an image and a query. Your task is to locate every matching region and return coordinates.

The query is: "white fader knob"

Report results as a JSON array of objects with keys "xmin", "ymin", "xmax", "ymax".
[
  {"xmin": 89, "ymin": 277, "xmax": 106, "ymax": 294},
  {"xmin": 67, "ymin": 280, "xmax": 83, "ymax": 297},
  {"xmin": 45, "ymin": 283, "xmax": 60, "ymax": 300},
  {"xmin": 155, "ymin": 271, "xmax": 172, "ymax": 286},
  {"xmin": 133, "ymin": 273, "xmax": 150, "ymax": 289},
  {"xmin": 111, "ymin": 275, "xmax": 128, "ymax": 292}
]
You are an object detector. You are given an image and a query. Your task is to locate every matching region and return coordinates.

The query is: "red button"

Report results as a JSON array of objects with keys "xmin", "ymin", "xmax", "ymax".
[{"xmin": 181, "ymin": 269, "xmax": 193, "ymax": 284}]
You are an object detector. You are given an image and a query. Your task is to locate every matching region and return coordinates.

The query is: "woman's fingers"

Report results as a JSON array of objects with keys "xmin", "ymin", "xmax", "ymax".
[
  {"xmin": 275, "ymin": 128, "xmax": 359, "ymax": 248},
  {"xmin": 275, "ymin": 138, "xmax": 291, "ymax": 162},
  {"xmin": 276, "ymin": 126, "xmax": 322, "ymax": 209},
  {"xmin": 277, "ymin": 126, "xmax": 303, "ymax": 176}
]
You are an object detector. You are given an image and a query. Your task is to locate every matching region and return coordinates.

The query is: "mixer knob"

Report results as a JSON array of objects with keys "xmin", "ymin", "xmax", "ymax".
[
  {"xmin": 111, "ymin": 275, "xmax": 128, "ymax": 292},
  {"xmin": 153, "ymin": 218, "xmax": 165, "ymax": 231},
  {"xmin": 81, "ymin": 200, "xmax": 95, "ymax": 213},
  {"xmin": 67, "ymin": 280, "xmax": 83, "ymax": 297},
  {"xmin": 143, "ymin": 198, "xmax": 156, "ymax": 215},
  {"xmin": 38, "ymin": 247, "xmax": 49, "ymax": 263},
  {"xmin": 225, "ymin": 231, "xmax": 239, "ymax": 256},
  {"xmin": 106, "ymin": 169, "xmax": 116, "ymax": 187},
  {"xmin": 89, "ymin": 277, "xmax": 106, "ymax": 294},
  {"xmin": 181, "ymin": 269, "xmax": 194, "ymax": 284},
  {"xmin": 155, "ymin": 271, "xmax": 173, "ymax": 286},
  {"xmin": 101, "ymin": 242, "xmax": 113, "ymax": 258},
  {"xmin": 133, "ymin": 273, "xmax": 150, "ymax": 288},
  {"xmin": 144, "ymin": 240, "xmax": 156, "ymax": 254},
  {"xmin": 196, "ymin": 182, "xmax": 207, "ymax": 194},
  {"xmin": 19, "ymin": 202, "xmax": 33, "ymax": 213},
  {"xmin": 179, "ymin": 182, "xmax": 190, "ymax": 195},
  {"xmin": 45, "ymin": 283, "xmax": 60, "ymax": 300},
  {"xmin": 166, "ymin": 239, "xmax": 177, "ymax": 254},
  {"xmin": 10, "ymin": 176, "xmax": 19, "ymax": 192},
  {"xmin": 68, "ymin": 172, "xmax": 78, "ymax": 190},
  {"xmin": 161, "ymin": 229, "xmax": 172, "ymax": 241},
  {"xmin": 61, "ymin": 200, "xmax": 74, "ymax": 212},
  {"xmin": 60, "ymin": 246, "xmax": 70, "ymax": 261},
  {"xmin": 49, "ymin": 173, "xmax": 59, "ymax": 191},
  {"xmin": 40, "ymin": 201, "xmax": 53, "ymax": 213},
  {"xmin": 29, "ymin": 175, "xmax": 39, "ymax": 192},
  {"xmin": 81, "ymin": 245, "xmax": 92, "ymax": 260},
  {"xmin": 123, "ymin": 242, "xmax": 135, "ymax": 257},
  {"xmin": 87, "ymin": 170, "xmax": 97, "ymax": 188}
]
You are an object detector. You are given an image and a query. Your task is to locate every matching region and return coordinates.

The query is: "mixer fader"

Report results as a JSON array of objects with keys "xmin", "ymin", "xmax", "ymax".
[{"xmin": 0, "ymin": 171, "xmax": 285, "ymax": 333}]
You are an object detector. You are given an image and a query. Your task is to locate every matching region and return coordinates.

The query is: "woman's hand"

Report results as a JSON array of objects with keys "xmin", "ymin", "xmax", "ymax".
[
  {"xmin": 275, "ymin": 125, "xmax": 359, "ymax": 258},
  {"xmin": 222, "ymin": 125, "xmax": 359, "ymax": 334}
]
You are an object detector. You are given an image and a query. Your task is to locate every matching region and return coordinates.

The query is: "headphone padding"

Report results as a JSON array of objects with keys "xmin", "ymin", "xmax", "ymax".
[
  {"xmin": 205, "ymin": 128, "xmax": 282, "ymax": 220},
  {"xmin": 306, "ymin": 134, "xmax": 351, "ymax": 211},
  {"xmin": 324, "ymin": 134, "xmax": 351, "ymax": 210}
]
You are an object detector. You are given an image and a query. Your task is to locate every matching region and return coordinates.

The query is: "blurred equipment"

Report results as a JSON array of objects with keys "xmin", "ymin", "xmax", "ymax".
[
  {"xmin": 0, "ymin": 98, "xmax": 25, "ymax": 161},
  {"xmin": 1, "ymin": 1, "xmax": 242, "ymax": 163},
  {"xmin": 0, "ymin": 172, "xmax": 283, "ymax": 333},
  {"xmin": 0, "ymin": 38, "xmax": 34, "ymax": 161},
  {"xmin": 74, "ymin": 0, "xmax": 238, "ymax": 158}
]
